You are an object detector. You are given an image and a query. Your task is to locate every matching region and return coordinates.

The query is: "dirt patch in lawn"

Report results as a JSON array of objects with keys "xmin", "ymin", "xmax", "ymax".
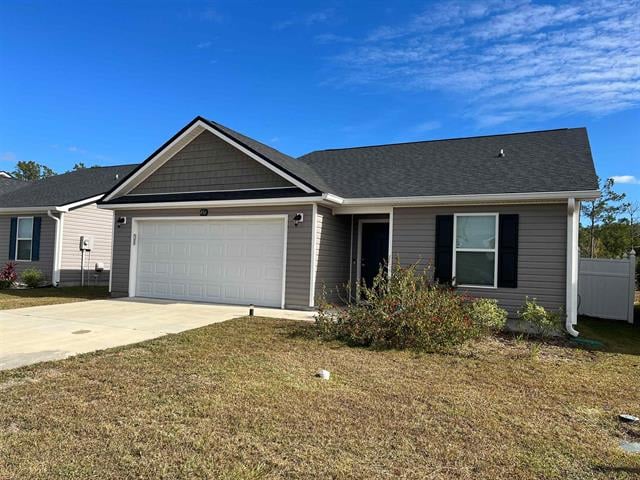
[{"xmin": 0, "ymin": 317, "xmax": 639, "ymax": 479}]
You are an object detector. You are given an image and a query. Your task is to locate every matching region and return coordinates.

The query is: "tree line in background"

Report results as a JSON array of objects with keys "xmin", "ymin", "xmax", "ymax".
[
  {"xmin": 11, "ymin": 160, "xmax": 96, "ymax": 181},
  {"xmin": 580, "ymin": 177, "xmax": 638, "ymax": 259}
]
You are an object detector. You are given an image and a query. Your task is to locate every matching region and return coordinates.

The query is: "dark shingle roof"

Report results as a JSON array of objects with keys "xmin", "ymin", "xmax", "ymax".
[
  {"xmin": 103, "ymin": 118, "xmax": 598, "ymax": 203},
  {"xmin": 297, "ymin": 128, "xmax": 598, "ymax": 198},
  {"xmin": 0, "ymin": 164, "xmax": 137, "ymax": 208},
  {"xmin": 0, "ymin": 177, "xmax": 30, "ymax": 196}
]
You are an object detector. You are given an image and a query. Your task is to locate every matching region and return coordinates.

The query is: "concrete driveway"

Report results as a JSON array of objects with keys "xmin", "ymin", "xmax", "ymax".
[{"xmin": 0, "ymin": 298, "xmax": 314, "ymax": 371}]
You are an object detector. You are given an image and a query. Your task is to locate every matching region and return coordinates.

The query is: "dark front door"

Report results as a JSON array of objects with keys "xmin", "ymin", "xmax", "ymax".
[{"xmin": 360, "ymin": 222, "xmax": 389, "ymax": 287}]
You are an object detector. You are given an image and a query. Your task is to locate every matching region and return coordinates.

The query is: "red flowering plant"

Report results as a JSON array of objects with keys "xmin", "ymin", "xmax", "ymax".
[{"xmin": 0, "ymin": 261, "xmax": 18, "ymax": 289}]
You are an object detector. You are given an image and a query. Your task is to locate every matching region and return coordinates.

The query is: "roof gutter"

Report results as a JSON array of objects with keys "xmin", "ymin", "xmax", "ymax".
[
  {"xmin": 96, "ymin": 195, "xmax": 328, "ymax": 210},
  {"xmin": 47, "ymin": 210, "xmax": 63, "ymax": 287},
  {"xmin": 336, "ymin": 190, "xmax": 600, "ymax": 206}
]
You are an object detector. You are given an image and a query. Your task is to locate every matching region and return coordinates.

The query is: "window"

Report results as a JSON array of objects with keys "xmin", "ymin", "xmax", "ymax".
[
  {"xmin": 453, "ymin": 213, "xmax": 498, "ymax": 288},
  {"xmin": 16, "ymin": 217, "xmax": 34, "ymax": 261}
]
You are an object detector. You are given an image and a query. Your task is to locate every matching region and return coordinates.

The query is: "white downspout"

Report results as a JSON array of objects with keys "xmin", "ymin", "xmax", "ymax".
[
  {"xmin": 565, "ymin": 198, "xmax": 579, "ymax": 337},
  {"xmin": 47, "ymin": 210, "xmax": 63, "ymax": 287}
]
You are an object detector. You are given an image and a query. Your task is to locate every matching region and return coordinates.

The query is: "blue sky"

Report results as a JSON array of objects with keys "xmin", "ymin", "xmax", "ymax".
[{"xmin": 1, "ymin": 0, "xmax": 639, "ymax": 204}]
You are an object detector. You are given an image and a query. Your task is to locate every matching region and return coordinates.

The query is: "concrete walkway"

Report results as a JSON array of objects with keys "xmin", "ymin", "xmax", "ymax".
[{"xmin": 0, "ymin": 298, "xmax": 314, "ymax": 371}]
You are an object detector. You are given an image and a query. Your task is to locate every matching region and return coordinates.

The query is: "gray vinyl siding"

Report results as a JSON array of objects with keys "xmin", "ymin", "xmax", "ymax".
[
  {"xmin": 0, "ymin": 214, "xmax": 55, "ymax": 283},
  {"xmin": 59, "ymin": 203, "xmax": 114, "ymax": 286},
  {"xmin": 131, "ymin": 131, "xmax": 293, "ymax": 194},
  {"xmin": 314, "ymin": 206, "xmax": 350, "ymax": 304},
  {"xmin": 110, "ymin": 205, "xmax": 313, "ymax": 309},
  {"xmin": 392, "ymin": 204, "xmax": 567, "ymax": 315}
]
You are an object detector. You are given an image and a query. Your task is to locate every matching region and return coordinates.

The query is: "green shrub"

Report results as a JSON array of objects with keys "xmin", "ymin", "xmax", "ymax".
[
  {"xmin": 517, "ymin": 297, "xmax": 563, "ymax": 336},
  {"xmin": 466, "ymin": 298, "xmax": 508, "ymax": 334},
  {"xmin": 21, "ymin": 268, "xmax": 44, "ymax": 288},
  {"xmin": 315, "ymin": 263, "xmax": 483, "ymax": 352},
  {"xmin": 0, "ymin": 262, "xmax": 17, "ymax": 289}
]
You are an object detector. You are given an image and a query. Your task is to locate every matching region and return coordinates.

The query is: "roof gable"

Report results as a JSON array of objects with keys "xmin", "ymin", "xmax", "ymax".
[
  {"xmin": 129, "ymin": 130, "xmax": 295, "ymax": 195},
  {"xmin": 104, "ymin": 117, "xmax": 324, "ymax": 201}
]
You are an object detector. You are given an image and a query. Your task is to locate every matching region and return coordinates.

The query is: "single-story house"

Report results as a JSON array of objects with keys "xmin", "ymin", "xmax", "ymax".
[
  {"xmin": 0, "ymin": 165, "xmax": 136, "ymax": 285},
  {"xmin": 98, "ymin": 116, "xmax": 599, "ymax": 334}
]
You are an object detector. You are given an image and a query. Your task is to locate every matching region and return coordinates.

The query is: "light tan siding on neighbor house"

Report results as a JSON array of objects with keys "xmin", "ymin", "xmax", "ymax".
[
  {"xmin": 130, "ymin": 131, "xmax": 293, "ymax": 194},
  {"xmin": 59, "ymin": 203, "xmax": 114, "ymax": 286},
  {"xmin": 110, "ymin": 205, "xmax": 313, "ymax": 308},
  {"xmin": 0, "ymin": 214, "xmax": 55, "ymax": 282},
  {"xmin": 392, "ymin": 204, "xmax": 567, "ymax": 315},
  {"xmin": 314, "ymin": 206, "xmax": 350, "ymax": 304}
]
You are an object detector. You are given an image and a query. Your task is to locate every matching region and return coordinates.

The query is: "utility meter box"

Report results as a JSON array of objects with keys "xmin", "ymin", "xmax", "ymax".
[{"xmin": 79, "ymin": 235, "xmax": 94, "ymax": 251}]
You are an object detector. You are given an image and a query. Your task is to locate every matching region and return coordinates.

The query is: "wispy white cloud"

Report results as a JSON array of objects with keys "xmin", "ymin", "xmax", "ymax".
[
  {"xmin": 197, "ymin": 41, "xmax": 213, "ymax": 49},
  {"xmin": 51, "ymin": 144, "xmax": 109, "ymax": 162},
  {"xmin": 1, "ymin": 152, "xmax": 16, "ymax": 162},
  {"xmin": 200, "ymin": 7, "xmax": 222, "ymax": 22},
  {"xmin": 331, "ymin": 0, "xmax": 640, "ymax": 125},
  {"xmin": 274, "ymin": 9, "xmax": 336, "ymax": 30},
  {"xmin": 413, "ymin": 120, "xmax": 442, "ymax": 132},
  {"xmin": 611, "ymin": 175, "xmax": 640, "ymax": 185},
  {"xmin": 314, "ymin": 33, "xmax": 354, "ymax": 44},
  {"xmin": 67, "ymin": 145, "xmax": 87, "ymax": 154}
]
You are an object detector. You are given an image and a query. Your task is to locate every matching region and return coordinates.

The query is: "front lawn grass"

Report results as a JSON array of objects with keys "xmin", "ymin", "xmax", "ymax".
[
  {"xmin": 0, "ymin": 286, "xmax": 109, "ymax": 310},
  {"xmin": 1, "ymin": 317, "xmax": 639, "ymax": 479},
  {"xmin": 578, "ymin": 316, "xmax": 640, "ymax": 355}
]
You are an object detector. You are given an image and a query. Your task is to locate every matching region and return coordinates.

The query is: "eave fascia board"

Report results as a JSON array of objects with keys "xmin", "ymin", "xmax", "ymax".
[
  {"xmin": 337, "ymin": 190, "xmax": 601, "ymax": 207},
  {"xmin": 0, "ymin": 194, "xmax": 105, "ymax": 215},
  {"xmin": 58, "ymin": 194, "xmax": 104, "ymax": 212},
  {"xmin": 104, "ymin": 118, "xmax": 317, "ymax": 201},
  {"xmin": 96, "ymin": 196, "xmax": 326, "ymax": 210},
  {"xmin": 332, "ymin": 205, "xmax": 393, "ymax": 215},
  {"xmin": 321, "ymin": 193, "xmax": 344, "ymax": 204},
  {"xmin": 0, "ymin": 206, "xmax": 61, "ymax": 214}
]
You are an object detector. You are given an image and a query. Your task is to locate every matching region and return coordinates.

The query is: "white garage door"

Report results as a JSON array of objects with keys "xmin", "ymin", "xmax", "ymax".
[{"xmin": 134, "ymin": 217, "xmax": 286, "ymax": 307}]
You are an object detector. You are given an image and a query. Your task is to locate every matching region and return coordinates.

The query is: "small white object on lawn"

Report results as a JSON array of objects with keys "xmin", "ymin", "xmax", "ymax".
[
  {"xmin": 619, "ymin": 414, "xmax": 639, "ymax": 423},
  {"xmin": 316, "ymin": 369, "xmax": 330, "ymax": 380}
]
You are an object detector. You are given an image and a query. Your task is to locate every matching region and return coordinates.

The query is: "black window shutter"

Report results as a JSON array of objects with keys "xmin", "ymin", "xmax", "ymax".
[
  {"xmin": 434, "ymin": 215, "xmax": 454, "ymax": 283},
  {"xmin": 8, "ymin": 217, "xmax": 17, "ymax": 260},
  {"xmin": 32, "ymin": 217, "xmax": 42, "ymax": 261},
  {"xmin": 498, "ymin": 214, "xmax": 519, "ymax": 288}
]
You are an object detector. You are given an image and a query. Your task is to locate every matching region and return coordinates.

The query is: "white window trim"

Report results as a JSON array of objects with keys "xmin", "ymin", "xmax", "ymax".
[
  {"xmin": 15, "ymin": 216, "xmax": 34, "ymax": 262},
  {"xmin": 452, "ymin": 212, "xmax": 499, "ymax": 289}
]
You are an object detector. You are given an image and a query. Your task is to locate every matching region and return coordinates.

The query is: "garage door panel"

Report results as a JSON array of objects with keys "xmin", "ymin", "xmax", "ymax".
[{"xmin": 135, "ymin": 218, "xmax": 285, "ymax": 307}]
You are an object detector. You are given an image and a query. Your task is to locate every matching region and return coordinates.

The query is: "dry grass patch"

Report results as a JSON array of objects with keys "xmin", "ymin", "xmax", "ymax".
[
  {"xmin": 0, "ymin": 317, "xmax": 639, "ymax": 479},
  {"xmin": 0, "ymin": 286, "xmax": 108, "ymax": 310}
]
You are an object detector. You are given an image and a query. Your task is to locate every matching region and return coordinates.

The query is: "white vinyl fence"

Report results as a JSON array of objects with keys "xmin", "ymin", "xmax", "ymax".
[{"xmin": 578, "ymin": 250, "xmax": 636, "ymax": 323}]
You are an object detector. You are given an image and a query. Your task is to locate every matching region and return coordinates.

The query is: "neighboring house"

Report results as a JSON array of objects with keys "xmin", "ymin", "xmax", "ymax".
[
  {"xmin": 0, "ymin": 172, "xmax": 29, "ymax": 196},
  {"xmin": 0, "ymin": 165, "xmax": 136, "ymax": 286},
  {"xmin": 98, "ymin": 116, "xmax": 599, "ymax": 334}
]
